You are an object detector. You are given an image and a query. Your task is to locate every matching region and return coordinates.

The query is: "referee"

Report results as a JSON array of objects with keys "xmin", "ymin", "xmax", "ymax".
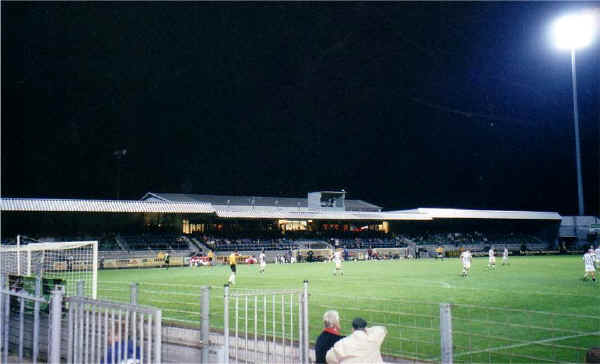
[{"xmin": 228, "ymin": 250, "xmax": 238, "ymax": 285}]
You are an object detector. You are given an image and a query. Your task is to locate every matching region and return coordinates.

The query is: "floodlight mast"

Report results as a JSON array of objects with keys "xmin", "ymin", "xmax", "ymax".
[{"xmin": 551, "ymin": 11, "xmax": 597, "ymax": 216}]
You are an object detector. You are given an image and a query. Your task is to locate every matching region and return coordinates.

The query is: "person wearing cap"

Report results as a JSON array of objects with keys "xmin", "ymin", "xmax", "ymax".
[
  {"xmin": 315, "ymin": 310, "xmax": 345, "ymax": 363},
  {"xmin": 325, "ymin": 317, "xmax": 387, "ymax": 364}
]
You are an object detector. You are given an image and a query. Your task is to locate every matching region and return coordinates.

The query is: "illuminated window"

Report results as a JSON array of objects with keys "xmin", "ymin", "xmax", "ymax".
[{"xmin": 278, "ymin": 220, "xmax": 307, "ymax": 231}]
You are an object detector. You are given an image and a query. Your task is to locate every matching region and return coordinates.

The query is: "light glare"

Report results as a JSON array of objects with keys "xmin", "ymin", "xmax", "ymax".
[{"xmin": 551, "ymin": 12, "xmax": 597, "ymax": 50}]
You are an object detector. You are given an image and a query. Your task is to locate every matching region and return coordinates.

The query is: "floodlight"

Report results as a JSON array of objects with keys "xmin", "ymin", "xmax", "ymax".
[{"xmin": 551, "ymin": 11, "xmax": 597, "ymax": 50}]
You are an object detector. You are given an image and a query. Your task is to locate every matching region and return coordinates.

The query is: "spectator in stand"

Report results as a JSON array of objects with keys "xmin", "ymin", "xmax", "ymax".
[
  {"xmin": 315, "ymin": 310, "xmax": 345, "ymax": 363},
  {"xmin": 325, "ymin": 317, "xmax": 387, "ymax": 364}
]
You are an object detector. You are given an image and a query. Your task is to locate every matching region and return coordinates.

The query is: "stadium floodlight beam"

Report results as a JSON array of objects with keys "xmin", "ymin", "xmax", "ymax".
[{"xmin": 551, "ymin": 10, "xmax": 597, "ymax": 216}]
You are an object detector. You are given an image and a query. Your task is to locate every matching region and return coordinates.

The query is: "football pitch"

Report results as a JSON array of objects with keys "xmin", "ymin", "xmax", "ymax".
[{"xmin": 98, "ymin": 256, "xmax": 600, "ymax": 362}]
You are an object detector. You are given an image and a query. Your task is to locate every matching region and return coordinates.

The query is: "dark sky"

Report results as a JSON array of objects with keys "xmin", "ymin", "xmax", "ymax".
[{"xmin": 2, "ymin": 2, "xmax": 599, "ymax": 215}]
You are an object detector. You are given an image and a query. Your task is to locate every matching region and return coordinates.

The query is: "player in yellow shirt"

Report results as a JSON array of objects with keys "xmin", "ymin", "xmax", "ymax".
[
  {"xmin": 207, "ymin": 250, "xmax": 214, "ymax": 266},
  {"xmin": 228, "ymin": 250, "xmax": 238, "ymax": 285},
  {"xmin": 435, "ymin": 246, "xmax": 444, "ymax": 261}
]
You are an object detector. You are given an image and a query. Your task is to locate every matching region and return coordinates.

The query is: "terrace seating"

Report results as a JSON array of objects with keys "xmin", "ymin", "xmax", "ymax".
[
  {"xmin": 119, "ymin": 234, "xmax": 190, "ymax": 251},
  {"xmin": 98, "ymin": 237, "xmax": 122, "ymax": 251}
]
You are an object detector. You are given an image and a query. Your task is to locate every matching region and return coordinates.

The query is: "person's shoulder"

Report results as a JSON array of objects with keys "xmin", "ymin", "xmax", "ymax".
[
  {"xmin": 366, "ymin": 326, "xmax": 388, "ymax": 340},
  {"xmin": 317, "ymin": 330, "xmax": 344, "ymax": 342}
]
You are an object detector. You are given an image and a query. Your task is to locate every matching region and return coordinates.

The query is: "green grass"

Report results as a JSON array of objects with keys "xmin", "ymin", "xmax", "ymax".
[{"xmin": 98, "ymin": 256, "xmax": 600, "ymax": 362}]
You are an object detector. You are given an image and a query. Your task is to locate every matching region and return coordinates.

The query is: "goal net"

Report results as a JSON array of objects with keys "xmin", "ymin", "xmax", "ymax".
[{"xmin": 0, "ymin": 240, "xmax": 98, "ymax": 298}]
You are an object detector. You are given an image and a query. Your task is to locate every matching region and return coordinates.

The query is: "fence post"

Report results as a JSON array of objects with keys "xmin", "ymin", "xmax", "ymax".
[
  {"xmin": 33, "ymin": 277, "xmax": 41, "ymax": 364},
  {"xmin": 76, "ymin": 280, "xmax": 84, "ymax": 363},
  {"xmin": 130, "ymin": 282, "xmax": 138, "ymax": 305},
  {"xmin": 224, "ymin": 284, "xmax": 230, "ymax": 364},
  {"xmin": 201, "ymin": 286, "xmax": 211, "ymax": 363},
  {"xmin": 3, "ymin": 282, "xmax": 11, "ymax": 364},
  {"xmin": 298, "ymin": 290, "xmax": 304, "ymax": 364},
  {"xmin": 0, "ymin": 275, "xmax": 6, "ymax": 364},
  {"xmin": 302, "ymin": 280, "xmax": 309, "ymax": 364},
  {"xmin": 440, "ymin": 303, "xmax": 453, "ymax": 364},
  {"xmin": 48, "ymin": 286, "xmax": 64, "ymax": 364},
  {"xmin": 0, "ymin": 275, "xmax": 4, "ymax": 360},
  {"xmin": 77, "ymin": 280, "xmax": 85, "ymax": 296},
  {"xmin": 154, "ymin": 309, "xmax": 162, "ymax": 364},
  {"xmin": 18, "ymin": 295, "xmax": 24, "ymax": 362}
]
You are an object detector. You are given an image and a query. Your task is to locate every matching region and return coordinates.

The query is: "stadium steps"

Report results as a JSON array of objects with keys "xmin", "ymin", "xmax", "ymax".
[
  {"xmin": 190, "ymin": 237, "xmax": 211, "ymax": 254},
  {"xmin": 114, "ymin": 234, "xmax": 130, "ymax": 250},
  {"xmin": 181, "ymin": 235, "xmax": 201, "ymax": 253}
]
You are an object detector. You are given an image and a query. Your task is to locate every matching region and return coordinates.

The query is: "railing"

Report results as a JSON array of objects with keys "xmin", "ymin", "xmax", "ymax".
[
  {"xmin": 96, "ymin": 279, "xmax": 600, "ymax": 363},
  {"xmin": 1, "ymin": 277, "xmax": 164, "ymax": 364},
  {"xmin": 222, "ymin": 282, "xmax": 309, "ymax": 364},
  {"xmin": 0, "ymin": 275, "xmax": 63, "ymax": 364},
  {"xmin": 445, "ymin": 303, "xmax": 600, "ymax": 363},
  {"xmin": 65, "ymin": 294, "xmax": 162, "ymax": 364}
]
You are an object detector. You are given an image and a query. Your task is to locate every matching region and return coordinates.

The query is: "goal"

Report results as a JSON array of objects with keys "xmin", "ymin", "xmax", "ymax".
[{"xmin": 0, "ymin": 240, "xmax": 98, "ymax": 298}]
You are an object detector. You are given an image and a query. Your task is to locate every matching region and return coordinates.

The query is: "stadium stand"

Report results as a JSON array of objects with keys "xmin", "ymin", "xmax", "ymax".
[{"xmin": 120, "ymin": 233, "xmax": 191, "ymax": 251}]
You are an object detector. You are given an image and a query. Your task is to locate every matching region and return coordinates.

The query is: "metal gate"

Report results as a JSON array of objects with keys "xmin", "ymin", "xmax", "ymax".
[
  {"xmin": 223, "ymin": 281, "xmax": 309, "ymax": 364},
  {"xmin": 65, "ymin": 295, "xmax": 162, "ymax": 364}
]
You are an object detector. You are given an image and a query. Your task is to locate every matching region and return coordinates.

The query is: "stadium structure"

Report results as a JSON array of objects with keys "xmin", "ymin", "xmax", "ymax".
[
  {"xmin": 3, "ymin": 190, "xmax": 596, "ymax": 267},
  {"xmin": 2, "ymin": 191, "xmax": 600, "ymax": 364}
]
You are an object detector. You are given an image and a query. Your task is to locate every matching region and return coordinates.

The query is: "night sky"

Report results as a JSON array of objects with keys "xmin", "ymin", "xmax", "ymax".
[{"xmin": 2, "ymin": 2, "xmax": 599, "ymax": 215}]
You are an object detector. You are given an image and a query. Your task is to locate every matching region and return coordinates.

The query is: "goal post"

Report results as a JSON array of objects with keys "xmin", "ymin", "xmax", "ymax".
[{"xmin": 0, "ymin": 240, "xmax": 98, "ymax": 298}]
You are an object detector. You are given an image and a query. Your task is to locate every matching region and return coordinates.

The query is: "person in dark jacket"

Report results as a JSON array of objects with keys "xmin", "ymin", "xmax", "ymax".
[
  {"xmin": 164, "ymin": 253, "xmax": 170, "ymax": 270},
  {"xmin": 315, "ymin": 310, "xmax": 345, "ymax": 363}
]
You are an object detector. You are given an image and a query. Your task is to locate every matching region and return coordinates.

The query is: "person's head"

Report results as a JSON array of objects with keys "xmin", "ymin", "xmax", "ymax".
[
  {"xmin": 352, "ymin": 317, "xmax": 367, "ymax": 331},
  {"xmin": 107, "ymin": 320, "xmax": 126, "ymax": 344},
  {"xmin": 322, "ymin": 310, "xmax": 340, "ymax": 330}
]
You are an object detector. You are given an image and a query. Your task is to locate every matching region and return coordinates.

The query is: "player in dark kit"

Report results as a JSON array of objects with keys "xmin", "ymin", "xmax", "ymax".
[{"xmin": 164, "ymin": 253, "xmax": 170, "ymax": 270}]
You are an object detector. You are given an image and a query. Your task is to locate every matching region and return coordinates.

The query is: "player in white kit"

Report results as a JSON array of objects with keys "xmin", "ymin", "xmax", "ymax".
[
  {"xmin": 583, "ymin": 248, "xmax": 596, "ymax": 282},
  {"xmin": 258, "ymin": 249, "xmax": 266, "ymax": 274},
  {"xmin": 332, "ymin": 250, "xmax": 343, "ymax": 277},
  {"xmin": 502, "ymin": 247, "xmax": 509, "ymax": 265},
  {"xmin": 460, "ymin": 249, "xmax": 472, "ymax": 277},
  {"xmin": 487, "ymin": 247, "xmax": 496, "ymax": 271}
]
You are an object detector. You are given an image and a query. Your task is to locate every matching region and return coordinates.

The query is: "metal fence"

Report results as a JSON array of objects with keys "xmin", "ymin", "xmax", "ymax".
[
  {"xmin": 222, "ymin": 282, "xmax": 309, "ymax": 364},
  {"xmin": 0, "ymin": 276, "xmax": 63, "ymax": 364},
  {"xmin": 447, "ymin": 303, "xmax": 600, "ymax": 363},
  {"xmin": 1, "ymin": 277, "xmax": 163, "ymax": 364},
  {"xmin": 65, "ymin": 294, "xmax": 162, "ymax": 364},
  {"xmin": 308, "ymin": 292, "xmax": 442, "ymax": 362},
  {"xmin": 96, "ymin": 280, "xmax": 600, "ymax": 364},
  {"xmin": 307, "ymin": 292, "xmax": 600, "ymax": 364},
  {"xmin": 99, "ymin": 280, "xmax": 309, "ymax": 363}
]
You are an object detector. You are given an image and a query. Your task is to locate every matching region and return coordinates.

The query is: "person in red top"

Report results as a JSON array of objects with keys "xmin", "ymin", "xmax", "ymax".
[{"xmin": 314, "ymin": 310, "xmax": 345, "ymax": 363}]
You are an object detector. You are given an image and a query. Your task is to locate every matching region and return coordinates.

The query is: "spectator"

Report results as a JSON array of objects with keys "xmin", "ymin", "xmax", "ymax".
[
  {"xmin": 315, "ymin": 310, "xmax": 345, "ymax": 363},
  {"xmin": 326, "ymin": 317, "xmax": 386, "ymax": 364},
  {"xmin": 586, "ymin": 347, "xmax": 600, "ymax": 363},
  {"xmin": 102, "ymin": 322, "xmax": 140, "ymax": 364}
]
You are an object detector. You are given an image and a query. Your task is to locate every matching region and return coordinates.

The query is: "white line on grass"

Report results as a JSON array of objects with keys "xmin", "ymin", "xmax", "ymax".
[
  {"xmin": 439, "ymin": 331, "xmax": 600, "ymax": 361},
  {"xmin": 311, "ymin": 273, "xmax": 599, "ymax": 299}
]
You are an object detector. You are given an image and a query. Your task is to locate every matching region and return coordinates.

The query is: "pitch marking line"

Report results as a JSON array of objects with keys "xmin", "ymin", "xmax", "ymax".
[{"xmin": 442, "ymin": 331, "xmax": 600, "ymax": 360}]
